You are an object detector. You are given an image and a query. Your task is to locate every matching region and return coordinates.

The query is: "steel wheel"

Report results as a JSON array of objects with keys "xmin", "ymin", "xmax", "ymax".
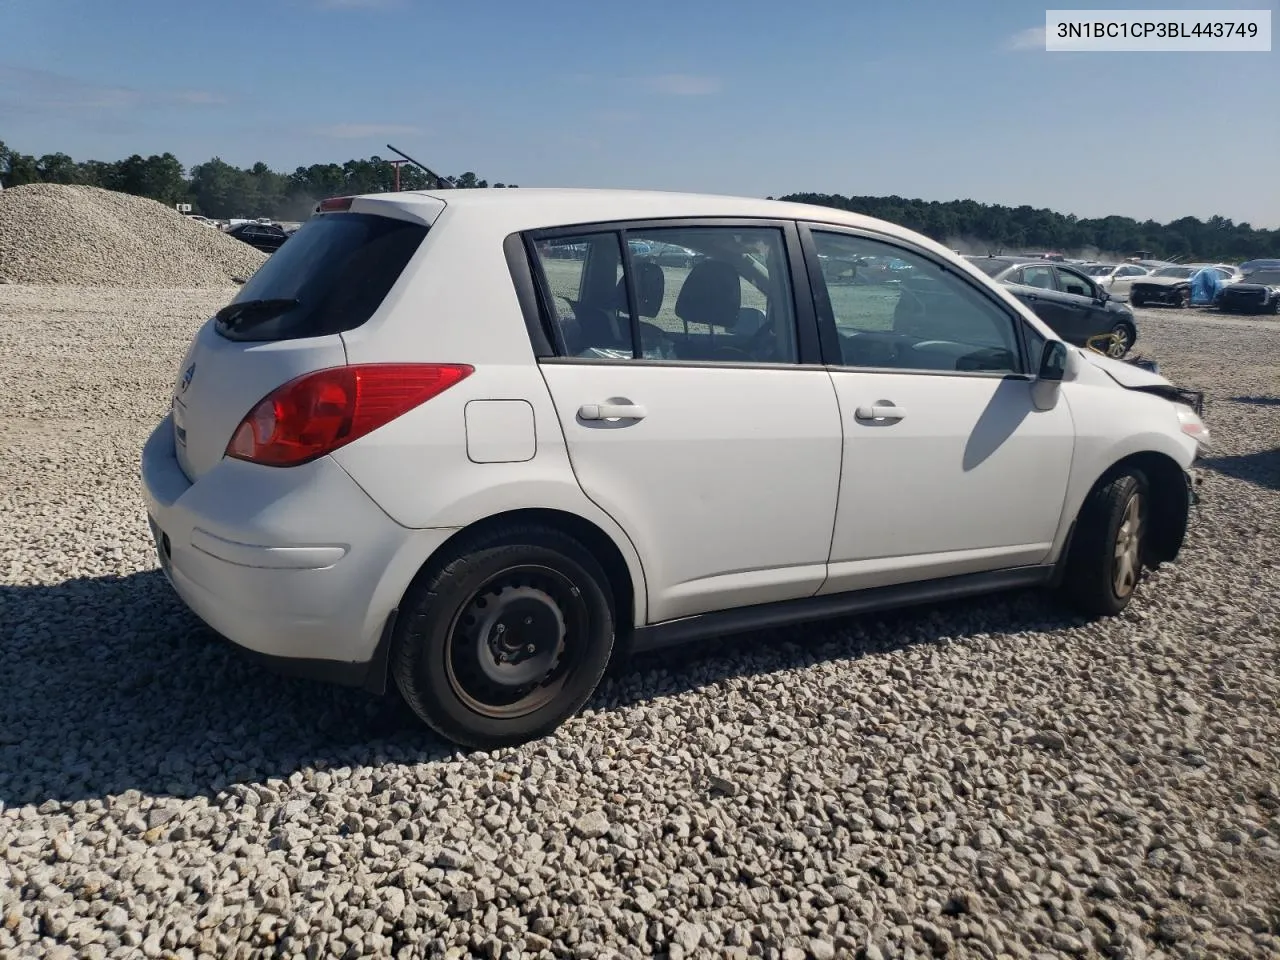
[
  {"xmin": 443, "ymin": 563, "xmax": 590, "ymax": 719},
  {"xmin": 1112, "ymin": 491, "xmax": 1144, "ymax": 598}
]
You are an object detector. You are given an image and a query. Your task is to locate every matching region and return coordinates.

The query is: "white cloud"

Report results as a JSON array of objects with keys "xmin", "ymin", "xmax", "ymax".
[
  {"xmin": 312, "ymin": 123, "xmax": 422, "ymax": 139},
  {"xmin": 642, "ymin": 74, "xmax": 722, "ymax": 96},
  {"xmin": 1008, "ymin": 26, "xmax": 1047, "ymax": 51}
]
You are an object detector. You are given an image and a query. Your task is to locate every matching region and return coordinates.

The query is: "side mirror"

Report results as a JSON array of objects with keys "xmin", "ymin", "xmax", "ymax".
[{"xmin": 1038, "ymin": 340, "xmax": 1068, "ymax": 381}]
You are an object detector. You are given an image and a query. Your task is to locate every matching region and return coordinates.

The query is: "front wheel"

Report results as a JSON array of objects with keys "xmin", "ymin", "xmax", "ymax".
[
  {"xmin": 1108, "ymin": 322, "xmax": 1135, "ymax": 357},
  {"xmin": 1060, "ymin": 469, "xmax": 1150, "ymax": 617},
  {"xmin": 390, "ymin": 525, "xmax": 616, "ymax": 749}
]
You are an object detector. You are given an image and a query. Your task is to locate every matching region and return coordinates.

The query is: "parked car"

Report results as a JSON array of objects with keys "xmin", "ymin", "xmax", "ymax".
[
  {"xmin": 1215, "ymin": 267, "xmax": 1280, "ymax": 314},
  {"xmin": 226, "ymin": 222, "xmax": 289, "ymax": 253},
  {"xmin": 1129, "ymin": 264, "xmax": 1239, "ymax": 308},
  {"xmin": 1080, "ymin": 262, "xmax": 1151, "ymax": 300},
  {"xmin": 965, "ymin": 256, "xmax": 1139, "ymax": 355},
  {"xmin": 1237, "ymin": 258, "xmax": 1280, "ymax": 274},
  {"xmin": 141, "ymin": 188, "xmax": 1209, "ymax": 748}
]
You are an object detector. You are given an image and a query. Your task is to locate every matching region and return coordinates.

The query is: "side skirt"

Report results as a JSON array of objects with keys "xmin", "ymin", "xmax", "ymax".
[{"xmin": 630, "ymin": 565, "xmax": 1055, "ymax": 653}]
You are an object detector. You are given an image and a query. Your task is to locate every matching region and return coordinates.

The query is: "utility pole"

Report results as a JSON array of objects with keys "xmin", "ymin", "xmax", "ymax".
[{"xmin": 388, "ymin": 159, "xmax": 408, "ymax": 191}]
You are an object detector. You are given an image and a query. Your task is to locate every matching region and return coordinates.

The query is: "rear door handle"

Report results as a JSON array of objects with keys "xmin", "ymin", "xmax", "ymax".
[
  {"xmin": 855, "ymin": 404, "xmax": 905, "ymax": 423},
  {"xmin": 579, "ymin": 402, "xmax": 647, "ymax": 421}
]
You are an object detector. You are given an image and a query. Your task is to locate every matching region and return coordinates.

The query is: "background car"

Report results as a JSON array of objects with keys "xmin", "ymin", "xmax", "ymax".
[
  {"xmin": 965, "ymin": 256, "xmax": 1138, "ymax": 354},
  {"xmin": 1080, "ymin": 262, "xmax": 1151, "ymax": 300},
  {"xmin": 226, "ymin": 222, "xmax": 289, "ymax": 253},
  {"xmin": 1129, "ymin": 264, "xmax": 1239, "ymax": 308},
  {"xmin": 1215, "ymin": 267, "xmax": 1280, "ymax": 314}
]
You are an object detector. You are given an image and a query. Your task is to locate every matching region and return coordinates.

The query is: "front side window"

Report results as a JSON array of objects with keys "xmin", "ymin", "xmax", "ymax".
[
  {"xmin": 529, "ymin": 224, "xmax": 799, "ymax": 364},
  {"xmin": 811, "ymin": 230, "xmax": 1021, "ymax": 374},
  {"xmin": 1056, "ymin": 268, "xmax": 1095, "ymax": 298},
  {"xmin": 1019, "ymin": 265, "xmax": 1056, "ymax": 290}
]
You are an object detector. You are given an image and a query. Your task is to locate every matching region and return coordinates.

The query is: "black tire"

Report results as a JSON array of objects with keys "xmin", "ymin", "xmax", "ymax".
[
  {"xmin": 1174, "ymin": 288, "xmax": 1190, "ymax": 309},
  {"xmin": 1061, "ymin": 469, "xmax": 1150, "ymax": 617},
  {"xmin": 390, "ymin": 524, "xmax": 616, "ymax": 749},
  {"xmin": 1131, "ymin": 295, "xmax": 1144, "ymax": 308}
]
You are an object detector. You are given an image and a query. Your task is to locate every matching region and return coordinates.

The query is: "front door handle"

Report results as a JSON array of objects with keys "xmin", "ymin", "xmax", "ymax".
[
  {"xmin": 855, "ymin": 404, "xmax": 905, "ymax": 423},
  {"xmin": 579, "ymin": 402, "xmax": 647, "ymax": 421}
]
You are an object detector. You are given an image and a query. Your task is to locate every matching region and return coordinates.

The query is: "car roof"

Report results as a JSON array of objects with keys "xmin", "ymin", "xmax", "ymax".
[{"xmin": 348, "ymin": 186, "xmax": 953, "ymax": 249}]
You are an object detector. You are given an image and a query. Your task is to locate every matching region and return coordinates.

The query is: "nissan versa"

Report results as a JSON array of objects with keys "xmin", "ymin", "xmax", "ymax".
[{"xmin": 140, "ymin": 188, "xmax": 1210, "ymax": 749}]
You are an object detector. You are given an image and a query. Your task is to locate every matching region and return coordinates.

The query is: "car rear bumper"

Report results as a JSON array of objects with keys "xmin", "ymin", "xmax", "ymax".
[{"xmin": 140, "ymin": 414, "xmax": 458, "ymax": 684}]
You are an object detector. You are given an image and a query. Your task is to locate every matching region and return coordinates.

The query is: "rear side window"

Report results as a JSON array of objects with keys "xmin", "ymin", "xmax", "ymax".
[{"xmin": 217, "ymin": 212, "xmax": 428, "ymax": 342}]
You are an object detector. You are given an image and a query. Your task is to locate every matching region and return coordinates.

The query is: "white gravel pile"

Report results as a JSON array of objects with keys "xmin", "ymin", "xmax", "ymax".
[
  {"xmin": 0, "ymin": 184, "xmax": 266, "ymax": 287},
  {"xmin": 0, "ymin": 290, "xmax": 1277, "ymax": 960}
]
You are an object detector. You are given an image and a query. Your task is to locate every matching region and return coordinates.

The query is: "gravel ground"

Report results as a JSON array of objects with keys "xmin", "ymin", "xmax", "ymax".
[
  {"xmin": 0, "ymin": 185, "xmax": 266, "ymax": 287},
  {"xmin": 1, "ymin": 288, "xmax": 1277, "ymax": 960}
]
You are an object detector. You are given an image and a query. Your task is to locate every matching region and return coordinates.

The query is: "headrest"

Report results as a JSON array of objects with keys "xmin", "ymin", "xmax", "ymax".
[
  {"xmin": 674, "ymin": 259, "xmax": 740, "ymax": 328},
  {"xmin": 616, "ymin": 260, "xmax": 665, "ymax": 318}
]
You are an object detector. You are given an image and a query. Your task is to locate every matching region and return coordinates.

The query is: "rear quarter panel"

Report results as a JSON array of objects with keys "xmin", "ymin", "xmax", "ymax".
[{"xmin": 330, "ymin": 207, "xmax": 651, "ymax": 623}]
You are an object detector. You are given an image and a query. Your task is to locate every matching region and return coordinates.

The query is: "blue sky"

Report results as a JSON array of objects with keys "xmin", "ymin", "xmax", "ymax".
[{"xmin": 1, "ymin": 0, "xmax": 1277, "ymax": 226}]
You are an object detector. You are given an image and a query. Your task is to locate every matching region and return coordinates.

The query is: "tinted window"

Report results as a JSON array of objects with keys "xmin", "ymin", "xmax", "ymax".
[
  {"xmin": 217, "ymin": 212, "xmax": 428, "ymax": 342},
  {"xmin": 814, "ymin": 231, "xmax": 1020, "ymax": 374},
  {"xmin": 530, "ymin": 225, "xmax": 799, "ymax": 364},
  {"xmin": 1244, "ymin": 269, "xmax": 1280, "ymax": 284}
]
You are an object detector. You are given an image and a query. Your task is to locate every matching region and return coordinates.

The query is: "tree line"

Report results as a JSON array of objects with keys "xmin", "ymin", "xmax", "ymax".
[
  {"xmin": 777, "ymin": 193, "xmax": 1278, "ymax": 263},
  {"xmin": 1, "ymin": 142, "xmax": 1275, "ymax": 260},
  {"xmin": 0, "ymin": 142, "xmax": 515, "ymax": 222}
]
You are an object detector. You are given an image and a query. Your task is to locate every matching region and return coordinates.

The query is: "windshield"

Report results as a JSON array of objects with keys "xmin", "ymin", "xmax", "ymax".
[
  {"xmin": 1082, "ymin": 264, "xmax": 1115, "ymax": 276},
  {"xmin": 1151, "ymin": 266, "xmax": 1194, "ymax": 278},
  {"xmin": 1243, "ymin": 269, "xmax": 1280, "ymax": 285}
]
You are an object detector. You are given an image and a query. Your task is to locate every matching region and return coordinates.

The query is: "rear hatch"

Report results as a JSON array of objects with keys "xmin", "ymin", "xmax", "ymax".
[{"xmin": 170, "ymin": 201, "xmax": 437, "ymax": 482}]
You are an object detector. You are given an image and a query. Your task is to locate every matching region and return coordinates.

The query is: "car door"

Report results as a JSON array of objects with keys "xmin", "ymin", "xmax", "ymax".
[
  {"xmin": 799, "ymin": 225, "xmax": 1075, "ymax": 594},
  {"xmin": 528, "ymin": 220, "xmax": 843, "ymax": 624},
  {"xmin": 1109, "ymin": 265, "xmax": 1144, "ymax": 299},
  {"xmin": 1053, "ymin": 266, "xmax": 1109, "ymax": 342},
  {"xmin": 1007, "ymin": 264, "xmax": 1078, "ymax": 340}
]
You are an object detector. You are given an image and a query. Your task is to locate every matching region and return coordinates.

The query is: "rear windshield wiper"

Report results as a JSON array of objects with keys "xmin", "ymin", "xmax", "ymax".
[{"xmin": 215, "ymin": 297, "xmax": 300, "ymax": 332}]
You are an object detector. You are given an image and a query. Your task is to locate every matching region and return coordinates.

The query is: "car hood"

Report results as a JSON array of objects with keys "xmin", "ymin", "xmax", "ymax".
[
  {"xmin": 1077, "ymin": 348, "xmax": 1170, "ymax": 388},
  {"xmin": 1131, "ymin": 275, "xmax": 1188, "ymax": 287}
]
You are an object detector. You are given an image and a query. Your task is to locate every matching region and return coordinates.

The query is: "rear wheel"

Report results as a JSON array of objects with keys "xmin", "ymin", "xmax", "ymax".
[
  {"xmin": 390, "ymin": 525, "xmax": 616, "ymax": 749},
  {"xmin": 1061, "ymin": 469, "xmax": 1149, "ymax": 617}
]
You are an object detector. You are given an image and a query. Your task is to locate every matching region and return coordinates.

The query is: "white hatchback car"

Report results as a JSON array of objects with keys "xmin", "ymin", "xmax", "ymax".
[{"xmin": 141, "ymin": 188, "xmax": 1209, "ymax": 748}]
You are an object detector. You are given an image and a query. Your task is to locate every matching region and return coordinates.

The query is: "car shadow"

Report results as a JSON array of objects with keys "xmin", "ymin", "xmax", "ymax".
[
  {"xmin": 962, "ymin": 376, "xmax": 1032, "ymax": 471},
  {"xmin": 0, "ymin": 569, "xmax": 1082, "ymax": 808},
  {"xmin": 1201, "ymin": 446, "xmax": 1280, "ymax": 492}
]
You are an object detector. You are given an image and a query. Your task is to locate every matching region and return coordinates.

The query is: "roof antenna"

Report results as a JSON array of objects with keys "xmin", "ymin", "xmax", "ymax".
[{"xmin": 386, "ymin": 143, "xmax": 449, "ymax": 190}]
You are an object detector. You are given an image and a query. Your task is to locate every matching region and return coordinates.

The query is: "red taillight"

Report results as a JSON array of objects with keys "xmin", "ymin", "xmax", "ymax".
[
  {"xmin": 226, "ymin": 363, "xmax": 473, "ymax": 467},
  {"xmin": 316, "ymin": 196, "xmax": 354, "ymax": 213}
]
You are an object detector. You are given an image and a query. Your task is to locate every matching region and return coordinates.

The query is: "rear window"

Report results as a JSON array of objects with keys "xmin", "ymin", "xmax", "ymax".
[
  {"xmin": 966, "ymin": 258, "xmax": 1010, "ymax": 277},
  {"xmin": 216, "ymin": 212, "xmax": 428, "ymax": 342}
]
